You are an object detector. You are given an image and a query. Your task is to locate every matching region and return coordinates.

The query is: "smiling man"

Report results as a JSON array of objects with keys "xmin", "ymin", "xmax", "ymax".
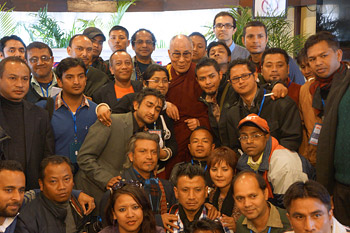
[
  {"xmin": 130, "ymin": 28, "xmax": 157, "ymax": 81},
  {"xmin": 0, "ymin": 160, "xmax": 25, "ymax": 233},
  {"xmin": 67, "ymin": 34, "xmax": 110, "ymax": 97},
  {"xmin": 92, "ymin": 50, "xmax": 142, "ymax": 108},
  {"xmin": 233, "ymin": 171, "xmax": 291, "ymax": 233},
  {"xmin": 15, "ymin": 155, "xmax": 91, "ymax": 233},
  {"xmin": 213, "ymin": 12, "xmax": 249, "ymax": 60},
  {"xmin": 222, "ymin": 59, "xmax": 302, "ymax": 152},
  {"xmin": 25, "ymin": 42, "xmax": 60, "ymax": 103},
  {"xmin": 75, "ymin": 88, "xmax": 165, "ymax": 213},
  {"xmin": 195, "ymin": 57, "xmax": 236, "ymax": 146},
  {"xmin": 165, "ymin": 35, "xmax": 211, "ymax": 178}
]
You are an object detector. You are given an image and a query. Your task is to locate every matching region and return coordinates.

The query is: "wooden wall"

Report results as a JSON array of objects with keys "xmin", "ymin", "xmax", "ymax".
[{"xmin": 0, "ymin": 0, "xmax": 315, "ymax": 12}]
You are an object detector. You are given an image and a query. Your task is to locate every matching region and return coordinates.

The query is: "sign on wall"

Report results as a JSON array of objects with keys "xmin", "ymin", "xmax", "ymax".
[{"xmin": 253, "ymin": 0, "xmax": 287, "ymax": 17}]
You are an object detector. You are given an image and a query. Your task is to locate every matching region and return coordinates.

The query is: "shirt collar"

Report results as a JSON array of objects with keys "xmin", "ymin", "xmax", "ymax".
[
  {"xmin": 0, "ymin": 215, "xmax": 17, "ymax": 232},
  {"xmin": 55, "ymin": 91, "xmax": 90, "ymax": 111},
  {"xmin": 229, "ymin": 41, "xmax": 236, "ymax": 53},
  {"xmin": 242, "ymin": 202, "xmax": 284, "ymax": 232},
  {"xmin": 31, "ymin": 71, "xmax": 58, "ymax": 87}
]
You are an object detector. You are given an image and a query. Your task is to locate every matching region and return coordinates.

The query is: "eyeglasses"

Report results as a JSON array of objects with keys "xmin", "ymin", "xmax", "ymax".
[
  {"xmin": 229, "ymin": 73, "xmax": 253, "ymax": 84},
  {"xmin": 134, "ymin": 40, "xmax": 154, "ymax": 45},
  {"xmin": 238, "ymin": 133, "xmax": 265, "ymax": 142},
  {"xmin": 147, "ymin": 79, "xmax": 169, "ymax": 84},
  {"xmin": 171, "ymin": 52, "xmax": 192, "ymax": 60},
  {"xmin": 214, "ymin": 23, "xmax": 234, "ymax": 29},
  {"xmin": 28, "ymin": 55, "xmax": 52, "ymax": 64}
]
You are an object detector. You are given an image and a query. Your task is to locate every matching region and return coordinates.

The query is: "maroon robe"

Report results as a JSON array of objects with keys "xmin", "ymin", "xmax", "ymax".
[{"xmin": 165, "ymin": 62, "xmax": 211, "ymax": 178}]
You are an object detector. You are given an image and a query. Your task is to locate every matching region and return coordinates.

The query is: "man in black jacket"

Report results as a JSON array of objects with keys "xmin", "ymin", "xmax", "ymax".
[
  {"xmin": 0, "ymin": 57, "xmax": 55, "ymax": 190},
  {"xmin": 15, "ymin": 155, "xmax": 92, "ymax": 233},
  {"xmin": 221, "ymin": 59, "xmax": 302, "ymax": 152}
]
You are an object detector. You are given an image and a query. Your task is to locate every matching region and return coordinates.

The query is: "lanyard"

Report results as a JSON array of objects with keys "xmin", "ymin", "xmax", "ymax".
[
  {"xmin": 61, "ymin": 97, "xmax": 82, "ymax": 142},
  {"xmin": 250, "ymin": 227, "xmax": 271, "ymax": 233},
  {"xmin": 39, "ymin": 81, "xmax": 52, "ymax": 97},
  {"xmin": 321, "ymin": 98, "xmax": 325, "ymax": 107},
  {"xmin": 287, "ymin": 80, "xmax": 292, "ymax": 88},
  {"xmin": 191, "ymin": 159, "xmax": 207, "ymax": 171},
  {"xmin": 258, "ymin": 89, "xmax": 266, "ymax": 116}
]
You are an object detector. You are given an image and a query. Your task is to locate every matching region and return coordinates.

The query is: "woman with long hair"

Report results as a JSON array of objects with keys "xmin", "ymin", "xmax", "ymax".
[
  {"xmin": 100, "ymin": 183, "xmax": 160, "ymax": 233},
  {"xmin": 207, "ymin": 147, "xmax": 239, "ymax": 232}
]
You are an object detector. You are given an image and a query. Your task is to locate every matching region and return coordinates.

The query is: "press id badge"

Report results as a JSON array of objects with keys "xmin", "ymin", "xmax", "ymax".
[
  {"xmin": 69, "ymin": 141, "xmax": 82, "ymax": 163},
  {"xmin": 309, "ymin": 123, "xmax": 322, "ymax": 146},
  {"xmin": 148, "ymin": 129, "xmax": 164, "ymax": 148}
]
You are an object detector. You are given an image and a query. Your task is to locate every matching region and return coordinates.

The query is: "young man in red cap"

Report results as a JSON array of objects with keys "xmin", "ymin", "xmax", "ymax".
[{"xmin": 236, "ymin": 114, "xmax": 312, "ymax": 208}]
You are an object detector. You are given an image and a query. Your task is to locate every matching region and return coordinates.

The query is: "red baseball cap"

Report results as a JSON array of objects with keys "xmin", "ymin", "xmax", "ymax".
[{"xmin": 238, "ymin": 114, "xmax": 270, "ymax": 133}]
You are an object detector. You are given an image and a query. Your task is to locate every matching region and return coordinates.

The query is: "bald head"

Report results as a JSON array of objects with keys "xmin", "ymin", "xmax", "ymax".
[
  {"xmin": 67, "ymin": 35, "xmax": 93, "ymax": 66},
  {"xmin": 169, "ymin": 34, "xmax": 193, "ymax": 51},
  {"xmin": 168, "ymin": 35, "xmax": 193, "ymax": 74}
]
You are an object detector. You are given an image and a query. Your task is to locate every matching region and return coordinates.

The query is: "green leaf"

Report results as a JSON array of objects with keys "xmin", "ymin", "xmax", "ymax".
[{"xmin": 0, "ymin": 2, "xmax": 17, "ymax": 36}]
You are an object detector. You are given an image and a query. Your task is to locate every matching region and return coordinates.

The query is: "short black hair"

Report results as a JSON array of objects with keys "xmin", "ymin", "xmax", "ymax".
[
  {"xmin": 134, "ymin": 87, "xmax": 165, "ymax": 110},
  {"xmin": 213, "ymin": 11, "xmax": 236, "ymax": 29},
  {"xmin": 190, "ymin": 219, "xmax": 225, "ymax": 233},
  {"xmin": 25, "ymin": 41, "xmax": 53, "ymax": 60},
  {"xmin": 227, "ymin": 59, "xmax": 256, "ymax": 77},
  {"xmin": 109, "ymin": 49, "xmax": 131, "ymax": 67},
  {"xmin": 233, "ymin": 171, "xmax": 267, "ymax": 192},
  {"xmin": 143, "ymin": 64, "xmax": 169, "ymax": 82},
  {"xmin": 304, "ymin": 31, "xmax": 340, "ymax": 53},
  {"xmin": 284, "ymin": 180, "xmax": 332, "ymax": 212},
  {"xmin": 195, "ymin": 57, "xmax": 221, "ymax": 76},
  {"xmin": 207, "ymin": 41, "xmax": 231, "ymax": 57},
  {"xmin": 0, "ymin": 160, "xmax": 24, "ymax": 173},
  {"xmin": 131, "ymin": 28, "xmax": 156, "ymax": 47},
  {"xmin": 261, "ymin": 47, "xmax": 289, "ymax": 66},
  {"xmin": 0, "ymin": 35, "xmax": 26, "ymax": 54},
  {"xmin": 39, "ymin": 155, "xmax": 74, "ymax": 180},
  {"xmin": 190, "ymin": 126, "xmax": 214, "ymax": 144},
  {"xmin": 55, "ymin": 57, "xmax": 87, "ymax": 80},
  {"xmin": 243, "ymin": 21, "xmax": 267, "ymax": 38},
  {"xmin": 174, "ymin": 163, "xmax": 205, "ymax": 187},
  {"xmin": 68, "ymin": 34, "xmax": 90, "ymax": 48},
  {"xmin": 189, "ymin": 32, "xmax": 207, "ymax": 48},
  {"xmin": 296, "ymin": 47, "xmax": 307, "ymax": 66},
  {"xmin": 109, "ymin": 25, "xmax": 129, "ymax": 39},
  {"xmin": 0, "ymin": 56, "xmax": 30, "ymax": 78}
]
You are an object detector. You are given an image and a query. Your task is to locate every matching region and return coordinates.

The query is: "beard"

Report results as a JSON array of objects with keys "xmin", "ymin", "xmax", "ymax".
[{"xmin": 0, "ymin": 202, "xmax": 21, "ymax": 218}]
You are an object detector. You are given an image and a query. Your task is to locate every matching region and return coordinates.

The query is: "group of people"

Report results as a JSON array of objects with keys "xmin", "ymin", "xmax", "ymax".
[{"xmin": 0, "ymin": 9, "xmax": 349, "ymax": 233}]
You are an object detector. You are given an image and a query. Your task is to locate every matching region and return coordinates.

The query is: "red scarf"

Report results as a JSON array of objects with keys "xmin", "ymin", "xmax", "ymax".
[{"xmin": 309, "ymin": 62, "xmax": 347, "ymax": 96}]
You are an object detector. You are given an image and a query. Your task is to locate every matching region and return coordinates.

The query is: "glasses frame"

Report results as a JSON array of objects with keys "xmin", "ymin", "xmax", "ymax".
[{"xmin": 229, "ymin": 72, "xmax": 254, "ymax": 84}]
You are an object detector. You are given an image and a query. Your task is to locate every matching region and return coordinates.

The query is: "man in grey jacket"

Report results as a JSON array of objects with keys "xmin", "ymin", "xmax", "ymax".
[{"xmin": 74, "ymin": 88, "xmax": 165, "ymax": 213}]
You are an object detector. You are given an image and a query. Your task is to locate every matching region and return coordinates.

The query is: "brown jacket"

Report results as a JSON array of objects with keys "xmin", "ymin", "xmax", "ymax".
[{"xmin": 298, "ymin": 80, "xmax": 322, "ymax": 166}]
